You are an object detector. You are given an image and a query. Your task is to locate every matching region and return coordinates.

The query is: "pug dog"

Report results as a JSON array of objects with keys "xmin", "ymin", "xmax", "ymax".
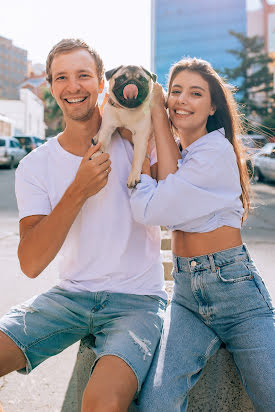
[{"xmin": 93, "ymin": 65, "xmax": 157, "ymax": 188}]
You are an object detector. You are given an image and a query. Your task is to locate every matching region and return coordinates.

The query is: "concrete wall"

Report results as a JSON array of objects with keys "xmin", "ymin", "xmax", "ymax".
[{"xmin": 60, "ymin": 338, "xmax": 254, "ymax": 412}]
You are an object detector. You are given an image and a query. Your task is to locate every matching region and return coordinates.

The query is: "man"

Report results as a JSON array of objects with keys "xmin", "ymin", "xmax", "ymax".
[{"xmin": 0, "ymin": 39, "xmax": 167, "ymax": 412}]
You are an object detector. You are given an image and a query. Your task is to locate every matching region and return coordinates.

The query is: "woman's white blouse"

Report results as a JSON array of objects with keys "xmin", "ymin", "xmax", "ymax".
[{"xmin": 130, "ymin": 128, "xmax": 244, "ymax": 233}]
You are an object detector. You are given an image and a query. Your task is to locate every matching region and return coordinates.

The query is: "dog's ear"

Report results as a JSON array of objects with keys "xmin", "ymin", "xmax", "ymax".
[
  {"xmin": 141, "ymin": 67, "xmax": 157, "ymax": 83},
  {"xmin": 105, "ymin": 66, "xmax": 123, "ymax": 81}
]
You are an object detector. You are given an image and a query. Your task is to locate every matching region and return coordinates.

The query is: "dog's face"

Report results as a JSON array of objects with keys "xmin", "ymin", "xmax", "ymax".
[{"xmin": 106, "ymin": 65, "xmax": 157, "ymax": 109}]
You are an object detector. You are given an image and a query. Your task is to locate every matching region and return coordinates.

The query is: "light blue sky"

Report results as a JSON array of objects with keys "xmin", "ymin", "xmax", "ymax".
[{"xmin": 0, "ymin": 0, "xmax": 272, "ymax": 69}]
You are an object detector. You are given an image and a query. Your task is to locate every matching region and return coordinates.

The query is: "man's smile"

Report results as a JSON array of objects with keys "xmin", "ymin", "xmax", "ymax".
[{"xmin": 64, "ymin": 96, "xmax": 88, "ymax": 104}]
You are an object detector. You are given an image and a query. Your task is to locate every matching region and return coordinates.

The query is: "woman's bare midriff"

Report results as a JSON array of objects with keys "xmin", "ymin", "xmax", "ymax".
[{"xmin": 172, "ymin": 226, "xmax": 242, "ymax": 258}]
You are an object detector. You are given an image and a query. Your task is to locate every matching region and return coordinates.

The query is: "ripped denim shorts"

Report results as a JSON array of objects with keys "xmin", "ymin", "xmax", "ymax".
[{"xmin": 0, "ymin": 287, "xmax": 166, "ymax": 393}]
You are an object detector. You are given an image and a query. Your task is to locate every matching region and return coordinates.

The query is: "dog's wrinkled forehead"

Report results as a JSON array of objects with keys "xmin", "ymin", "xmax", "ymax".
[
  {"xmin": 106, "ymin": 65, "xmax": 156, "ymax": 82},
  {"xmin": 115, "ymin": 66, "xmax": 150, "ymax": 81}
]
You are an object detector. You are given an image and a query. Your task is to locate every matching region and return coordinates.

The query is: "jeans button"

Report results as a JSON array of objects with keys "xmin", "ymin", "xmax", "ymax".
[{"xmin": 191, "ymin": 261, "xmax": 197, "ymax": 267}]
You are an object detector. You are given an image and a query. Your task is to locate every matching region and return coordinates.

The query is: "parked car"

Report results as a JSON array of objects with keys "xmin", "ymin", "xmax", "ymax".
[
  {"xmin": 253, "ymin": 143, "xmax": 275, "ymax": 182},
  {"xmin": 241, "ymin": 134, "xmax": 268, "ymax": 176},
  {"xmin": 14, "ymin": 136, "xmax": 45, "ymax": 153},
  {"xmin": 0, "ymin": 136, "xmax": 27, "ymax": 168}
]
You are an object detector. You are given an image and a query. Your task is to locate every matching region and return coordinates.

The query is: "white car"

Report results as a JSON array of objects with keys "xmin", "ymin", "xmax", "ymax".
[
  {"xmin": 253, "ymin": 143, "xmax": 275, "ymax": 182},
  {"xmin": 0, "ymin": 136, "xmax": 27, "ymax": 168}
]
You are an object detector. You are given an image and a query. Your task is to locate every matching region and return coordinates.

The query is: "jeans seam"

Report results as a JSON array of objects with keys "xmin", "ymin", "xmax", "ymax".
[
  {"xmin": 205, "ymin": 335, "xmax": 220, "ymax": 359},
  {"xmin": 26, "ymin": 325, "xmax": 87, "ymax": 349},
  {"xmin": 252, "ymin": 277, "xmax": 274, "ymax": 311}
]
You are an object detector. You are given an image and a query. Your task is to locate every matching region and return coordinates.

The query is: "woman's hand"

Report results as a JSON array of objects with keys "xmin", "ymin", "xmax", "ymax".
[
  {"xmin": 141, "ymin": 141, "xmax": 152, "ymax": 177},
  {"xmin": 151, "ymin": 83, "xmax": 167, "ymax": 114}
]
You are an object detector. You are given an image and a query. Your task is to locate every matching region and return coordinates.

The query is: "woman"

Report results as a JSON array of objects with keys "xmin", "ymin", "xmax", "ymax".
[{"xmin": 130, "ymin": 58, "xmax": 275, "ymax": 411}]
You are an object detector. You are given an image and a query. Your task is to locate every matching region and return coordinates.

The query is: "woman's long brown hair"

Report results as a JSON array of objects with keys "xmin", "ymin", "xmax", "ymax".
[{"xmin": 167, "ymin": 58, "xmax": 250, "ymax": 220}]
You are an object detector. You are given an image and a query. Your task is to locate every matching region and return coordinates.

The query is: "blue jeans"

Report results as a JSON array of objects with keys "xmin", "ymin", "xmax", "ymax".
[{"xmin": 137, "ymin": 245, "xmax": 275, "ymax": 411}]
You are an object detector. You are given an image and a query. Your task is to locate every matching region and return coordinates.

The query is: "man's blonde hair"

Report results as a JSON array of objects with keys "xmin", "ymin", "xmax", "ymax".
[{"xmin": 46, "ymin": 38, "xmax": 104, "ymax": 84}]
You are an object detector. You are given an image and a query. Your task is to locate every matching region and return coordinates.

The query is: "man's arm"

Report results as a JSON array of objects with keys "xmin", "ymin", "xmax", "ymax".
[{"xmin": 18, "ymin": 143, "xmax": 111, "ymax": 278}]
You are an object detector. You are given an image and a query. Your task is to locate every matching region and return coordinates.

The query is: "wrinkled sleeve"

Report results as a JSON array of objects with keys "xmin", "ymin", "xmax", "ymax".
[
  {"xmin": 130, "ymin": 146, "xmax": 240, "ymax": 227},
  {"xmin": 15, "ymin": 162, "xmax": 51, "ymax": 220}
]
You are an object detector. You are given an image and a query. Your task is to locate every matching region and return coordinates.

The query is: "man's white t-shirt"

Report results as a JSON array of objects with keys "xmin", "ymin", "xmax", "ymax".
[{"xmin": 15, "ymin": 131, "xmax": 167, "ymax": 299}]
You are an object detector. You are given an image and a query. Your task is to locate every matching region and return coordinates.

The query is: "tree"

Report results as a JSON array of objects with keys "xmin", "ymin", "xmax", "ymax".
[
  {"xmin": 223, "ymin": 31, "xmax": 275, "ymax": 119},
  {"xmin": 42, "ymin": 87, "xmax": 64, "ymax": 136}
]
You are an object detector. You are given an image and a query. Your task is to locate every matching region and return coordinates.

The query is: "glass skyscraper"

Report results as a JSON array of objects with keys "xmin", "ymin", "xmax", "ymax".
[{"xmin": 151, "ymin": 0, "xmax": 247, "ymax": 87}]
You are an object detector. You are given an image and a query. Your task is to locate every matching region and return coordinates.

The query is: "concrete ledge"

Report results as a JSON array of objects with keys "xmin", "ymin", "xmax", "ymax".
[
  {"xmin": 187, "ymin": 345, "xmax": 254, "ymax": 411},
  {"xmin": 61, "ymin": 339, "xmax": 254, "ymax": 412}
]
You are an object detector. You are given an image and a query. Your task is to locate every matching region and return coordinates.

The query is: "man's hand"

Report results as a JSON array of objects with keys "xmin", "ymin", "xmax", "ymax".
[
  {"xmin": 117, "ymin": 127, "xmax": 133, "ymax": 144},
  {"xmin": 72, "ymin": 142, "xmax": 111, "ymax": 201},
  {"xmin": 18, "ymin": 143, "xmax": 111, "ymax": 279}
]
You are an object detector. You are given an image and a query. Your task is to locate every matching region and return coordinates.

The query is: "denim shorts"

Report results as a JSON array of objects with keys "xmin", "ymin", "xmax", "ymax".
[{"xmin": 0, "ymin": 287, "xmax": 166, "ymax": 392}]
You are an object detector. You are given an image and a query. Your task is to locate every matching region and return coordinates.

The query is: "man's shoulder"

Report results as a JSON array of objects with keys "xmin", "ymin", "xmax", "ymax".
[{"xmin": 19, "ymin": 136, "xmax": 58, "ymax": 168}]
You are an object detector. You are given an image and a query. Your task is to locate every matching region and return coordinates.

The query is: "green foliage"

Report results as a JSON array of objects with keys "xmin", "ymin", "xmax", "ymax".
[
  {"xmin": 260, "ymin": 114, "xmax": 275, "ymax": 133},
  {"xmin": 223, "ymin": 31, "xmax": 274, "ymax": 118},
  {"xmin": 42, "ymin": 87, "xmax": 63, "ymax": 136}
]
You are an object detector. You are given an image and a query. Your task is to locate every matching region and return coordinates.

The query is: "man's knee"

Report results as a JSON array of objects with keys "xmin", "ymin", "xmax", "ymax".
[
  {"xmin": 82, "ymin": 390, "xmax": 122, "ymax": 412},
  {"xmin": 0, "ymin": 331, "xmax": 26, "ymax": 377}
]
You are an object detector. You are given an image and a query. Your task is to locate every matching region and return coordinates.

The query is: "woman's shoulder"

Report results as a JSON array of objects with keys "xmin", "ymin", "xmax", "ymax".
[
  {"xmin": 188, "ymin": 129, "xmax": 232, "ymax": 158},
  {"xmin": 181, "ymin": 129, "xmax": 236, "ymax": 174},
  {"xmin": 204, "ymin": 128, "xmax": 232, "ymax": 149}
]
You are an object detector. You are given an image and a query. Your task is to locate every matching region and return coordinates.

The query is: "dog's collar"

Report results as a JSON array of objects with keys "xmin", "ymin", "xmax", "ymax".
[{"xmin": 108, "ymin": 97, "xmax": 121, "ymax": 108}]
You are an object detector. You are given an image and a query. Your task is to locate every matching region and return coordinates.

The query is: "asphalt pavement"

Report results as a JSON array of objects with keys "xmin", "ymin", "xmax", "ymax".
[{"xmin": 0, "ymin": 169, "xmax": 274, "ymax": 411}]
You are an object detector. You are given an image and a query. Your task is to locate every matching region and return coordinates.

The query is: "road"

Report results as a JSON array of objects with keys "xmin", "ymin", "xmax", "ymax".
[{"xmin": 0, "ymin": 168, "xmax": 275, "ymax": 411}]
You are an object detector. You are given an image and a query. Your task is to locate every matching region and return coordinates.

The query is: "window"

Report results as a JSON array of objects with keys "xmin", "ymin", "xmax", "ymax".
[{"xmin": 0, "ymin": 139, "xmax": 5, "ymax": 147}]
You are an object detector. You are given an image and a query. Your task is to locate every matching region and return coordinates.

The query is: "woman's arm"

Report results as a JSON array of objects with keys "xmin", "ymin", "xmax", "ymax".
[
  {"xmin": 151, "ymin": 83, "xmax": 181, "ymax": 180},
  {"xmin": 130, "ymin": 145, "xmax": 242, "ymax": 227}
]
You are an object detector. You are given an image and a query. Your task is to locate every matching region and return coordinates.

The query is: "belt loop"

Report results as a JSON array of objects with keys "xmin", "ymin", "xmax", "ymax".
[
  {"xmin": 208, "ymin": 254, "xmax": 216, "ymax": 273},
  {"xmin": 243, "ymin": 243, "xmax": 252, "ymax": 262},
  {"xmin": 173, "ymin": 255, "xmax": 179, "ymax": 273}
]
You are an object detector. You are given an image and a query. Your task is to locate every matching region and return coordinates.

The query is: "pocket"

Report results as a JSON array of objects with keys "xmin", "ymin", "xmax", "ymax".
[
  {"xmin": 146, "ymin": 295, "xmax": 167, "ymax": 309},
  {"xmin": 217, "ymin": 261, "xmax": 254, "ymax": 283}
]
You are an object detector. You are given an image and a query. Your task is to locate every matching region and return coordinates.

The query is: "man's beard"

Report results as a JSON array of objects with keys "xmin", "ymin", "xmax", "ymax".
[{"xmin": 65, "ymin": 106, "xmax": 95, "ymax": 122}]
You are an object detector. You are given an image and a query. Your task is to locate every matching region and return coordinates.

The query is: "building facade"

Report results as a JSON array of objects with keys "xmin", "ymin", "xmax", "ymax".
[
  {"xmin": 151, "ymin": 0, "xmax": 246, "ymax": 87},
  {"xmin": 0, "ymin": 113, "xmax": 13, "ymax": 136},
  {"xmin": 0, "ymin": 36, "xmax": 28, "ymax": 99},
  {"xmin": 0, "ymin": 88, "xmax": 46, "ymax": 138},
  {"xmin": 247, "ymin": 0, "xmax": 275, "ymax": 111}
]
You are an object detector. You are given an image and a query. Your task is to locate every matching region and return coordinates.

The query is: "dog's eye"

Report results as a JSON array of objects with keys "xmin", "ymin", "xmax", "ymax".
[
  {"xmin": 116, "ymin": 75, "xmax": 127, "ymax": 84},
  {"xmin": 138, "ymin": 76, "xmax": 146, "ymax": 83}
]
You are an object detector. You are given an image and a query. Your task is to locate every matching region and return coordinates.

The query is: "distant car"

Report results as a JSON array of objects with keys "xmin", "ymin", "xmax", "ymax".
[
  {"xmin": 241, "ymin": 134, "xmax": 268, "ymax": 176},
  {"xmin": 0, "ymin": 136, "xmax": 27, "ymax": 168},
  {"xmin": 253, "ymin": 143, "xmax": 275, "ymax": 182},
  {"xmin": 14, "ymin": 136, "xmax": 45, "ymax": 153}
]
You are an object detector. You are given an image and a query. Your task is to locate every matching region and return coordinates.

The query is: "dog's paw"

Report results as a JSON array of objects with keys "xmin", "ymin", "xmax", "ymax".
[
  {"xmin": 127, "ymin": 171, "xmax": 141, "ymax": 188},
  {"xmin": 91, "ymin": 134, "xmax": 99, "ymax": 145}
]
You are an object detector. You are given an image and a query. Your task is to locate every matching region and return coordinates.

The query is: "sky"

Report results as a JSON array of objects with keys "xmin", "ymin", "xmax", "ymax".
[{"xmin": 0, "ymin": 0, "xmax": 274, "ymax": 70}]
